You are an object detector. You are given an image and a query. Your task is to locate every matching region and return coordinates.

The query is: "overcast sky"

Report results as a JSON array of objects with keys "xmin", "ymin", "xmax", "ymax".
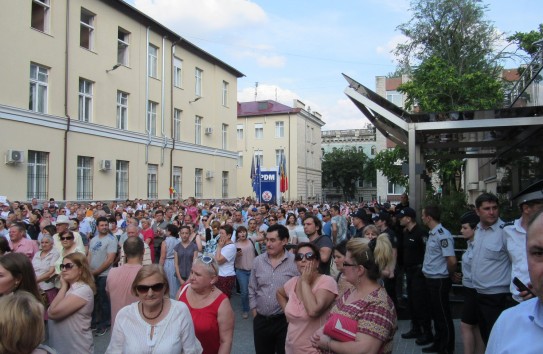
[{"xmin": 126, "ymin": 0, "xmax": 542, "ymax": 130}]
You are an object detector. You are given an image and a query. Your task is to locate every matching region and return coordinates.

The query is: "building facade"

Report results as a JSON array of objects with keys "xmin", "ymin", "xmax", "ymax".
[
  {"xmin": 237, "ymin": 100, "xmax": 325, "ymax": 202},
  {"xmin": 0, "ymin": 0, "xmax": 243, "ymax": 202},
  {"xmin": 321, "ymin": 128, "xmax": 377, "ymax": 202}
]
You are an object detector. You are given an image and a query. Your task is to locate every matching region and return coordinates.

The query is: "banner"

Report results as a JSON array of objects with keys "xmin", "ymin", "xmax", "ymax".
[{"xmin": 259, "ymin": 170, "xmax": 278, "ymax": 205}]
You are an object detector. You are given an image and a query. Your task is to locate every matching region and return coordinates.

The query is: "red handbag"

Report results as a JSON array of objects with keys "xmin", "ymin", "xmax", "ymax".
[{"xmin": 323, "ymin": 313, "xmax": 357, "ymax": 342}]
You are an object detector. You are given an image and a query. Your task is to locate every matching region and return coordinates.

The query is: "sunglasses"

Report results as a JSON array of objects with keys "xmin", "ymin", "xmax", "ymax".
[
  {"xmin": 269, "ymin": 218, "xmax": 276, "ymax": 221},
  {"xmin": 60, "ymin": 236, "xmax": 74, "ymax": 241},
  {"xmin": 198, "ymin": 254, "xmax": 218, "ymax": 274},
  {"xmin": 60, "ymin": 263, "xmax": 76, "ymax": 270},
  {"xmin": 294, "ymin": 252, "xmax": 317, "ymax": 261},
  {"xmin": 342, "ymin": 261, "xmax": 359, "ymax": 267},
  {"xmin": 136, "ymin": 283, "xmax": 165, "ymax": 294},
  {"xmin": 202, "ymin": 218, "xmax": 208, "ymax": 222}
]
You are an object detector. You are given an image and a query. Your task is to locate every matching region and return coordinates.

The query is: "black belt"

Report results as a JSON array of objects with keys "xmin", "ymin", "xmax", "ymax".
[
  {"xmin": 405, "ymin": 264, "xmax": 423, "ymax": 271},
  {"xmin": 257, "ymin": 313, "xmax": 285, "ymax": 321}
]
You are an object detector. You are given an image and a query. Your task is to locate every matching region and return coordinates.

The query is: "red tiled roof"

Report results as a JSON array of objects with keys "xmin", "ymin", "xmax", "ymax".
[
  {"xmin": 237, "ymin": 100, "xmax": 300, "ymax": 117},
  {"xmin": 386, "ymin": 77, "xmax": 403, "ymax": 91}
]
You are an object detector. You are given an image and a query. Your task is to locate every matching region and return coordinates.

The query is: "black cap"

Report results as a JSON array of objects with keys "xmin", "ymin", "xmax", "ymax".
[
  {"xmin": 512, "ymin": 179, "xmax": 543, "ymax": 206},
  {"xmin": 396, "ymin": 207, "xmax": 416, "ymax": 219},
  {"xmin": 350, "ymin": 209, "xmax": 373, "ymax": 224},
  {"xmin": 372, "ymin": 211, "xmax": 391, "ymax": 222},
  {"xmin": 460, "ymin": 211, "xmax": 479, "ymax": 225}
]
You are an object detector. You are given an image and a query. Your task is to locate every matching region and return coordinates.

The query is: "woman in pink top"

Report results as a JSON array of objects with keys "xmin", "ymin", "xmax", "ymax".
[
  {"xmin": 141, "ymin": 218, "xmax": 155, "ymax": 262},
  {"xmin": 277, "ymin": 242, "xmax": 338, "ymax": 354}
]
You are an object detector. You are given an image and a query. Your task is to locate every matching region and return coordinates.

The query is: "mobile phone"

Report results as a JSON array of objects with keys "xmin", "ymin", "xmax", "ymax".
[{"xmin": 513, "ymin": 277, "xmax": 535, "ymax": 297}]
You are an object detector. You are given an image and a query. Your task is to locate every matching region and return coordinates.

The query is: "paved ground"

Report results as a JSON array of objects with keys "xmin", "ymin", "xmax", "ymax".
[{"xmin": 56, "ymin": 293, "xmax": 464, "ymax": 354}]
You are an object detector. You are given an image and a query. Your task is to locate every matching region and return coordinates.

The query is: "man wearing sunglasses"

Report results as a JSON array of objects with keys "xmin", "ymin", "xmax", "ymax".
[{"xmin": 249, "ymin": 224, "xmax": 299, "ymax": 354}]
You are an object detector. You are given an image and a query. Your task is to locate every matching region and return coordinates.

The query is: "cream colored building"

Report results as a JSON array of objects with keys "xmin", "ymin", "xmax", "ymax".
[
  {"xmin": 0, "ymin": 0, "xmax": 243, "ymax": 202},
  {"xmin": 237, "ymin": 100, "xmax": 325, "ymax": 202}
]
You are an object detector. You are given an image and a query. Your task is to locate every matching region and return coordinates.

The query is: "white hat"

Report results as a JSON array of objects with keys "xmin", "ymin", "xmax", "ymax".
[{"xmin": 55, "ymin": 215, "xmax": 71, "ymax": 224}]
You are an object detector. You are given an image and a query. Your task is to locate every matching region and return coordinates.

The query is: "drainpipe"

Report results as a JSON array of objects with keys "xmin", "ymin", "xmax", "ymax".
[
  {"xmin": 62, "ymin": 0, "xmax": 71, "ymax": 200},
  {"xmin": 160, "ymin": 36, "xmax": 166, "ymax": 166},
  {"xmin": 287, "ymin": 112, "xmax": 291, "ymax": 202},
  {"xmin": 145, "ymin": 27, "xmax": 151, "ymax": 163}
]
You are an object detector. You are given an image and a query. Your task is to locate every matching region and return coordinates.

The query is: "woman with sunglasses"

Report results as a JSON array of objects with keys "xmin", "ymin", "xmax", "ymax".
[
  {"xmin": 178, "ymin": 256, "xmax": 234, "ymax": 354},
  {"xmin": 277, "ymin": 242, "xmax": 338, "ymax": 354},
  {"xmin": 311, "ymin": 235, "xmax": 397, "ymax": 354},
  {"xmin": 54, "ymin": 230, "xmax": 86, "ymax": 279},
  {"xmin": 107, "ymin": 265, "xmax": 202, "ymax": 354},
  {"xmin": 48, "ymin": 253, "xmax": 96, "ymax": 354}
]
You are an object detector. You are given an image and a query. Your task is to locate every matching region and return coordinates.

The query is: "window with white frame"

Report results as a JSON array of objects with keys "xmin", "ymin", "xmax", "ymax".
[
  {"xmin": 195, "ymin": 68, "xmax": 203, "ymax": 97},
  {"xmin": 27, "ymin": 151, "xmax": 48, "ymax": 199},
  {"xmin": 29, "ymin": 63, "xmax": 48, "ymax": 113},
  {"xmin": 195, "ymin": 116, "xmax": 202, "ymax": 144},
  {"xmin": 173, "ymin": 57, "xmax": 183, "ymax": 88},
  {"xmin": 77, "ymin": 156, "xmax": 93, "ymax": 200},
  {"xmin": 116, "ymin": 160, "xmax": 129, "ymax": 199},
  {"xmin": 117, "ymin": 91, "xmax": 128, "ymax": 130},
  {"xmin": 222, "ymin": 81, "xmax": 228, "ymax": 106},
  {"xmin": 80, "ymin": 8, "xmax": 95, "ymax": 50},
  {"xmin": 255, "ymin": 151, "xmax": 263, "ymax": 166},
  {"xmin": 147, "ymin": 101, "xmax": 157, "ymax": 135},
  {"xmin": 237, "ymin": 152, "xmax": 243, "ymax": 168},
  {"xmin": 147, "ymin": 164, "xmax": 158, "ymax": 199},
  {"xmin": 173, "ymin": 166, "xmax": 182, "ymax": 198},
  {"xmin": 275, "ymin": 149, "xmax": 284, "ymax": 167},
  {"xmin": 388, "ymin": 181, "xmax": 406, "ymax": 195},
  {"xmin": 255, "ymin": 123, "xmax": 263, "ymax": 139},
  {"xmin": 275, "ymin": 121, "xmax": 284, "ymax": 138},
  {"xmin": 371, "ymin": 145, "xmax": 377, "ymax": 155},
  {"xmin": 78, "ymin": 78, "xmax": 93, "ymax": 122},
  {"xmin": 236, "ymin": 124, "xmax": 244, "ymax": 140},
  {"xmin": 386, "ymin": 90, "xmax": 403, "ymax": 107},
  {"xmin": 222, "ymin": 124, "xmax": 228, "ymax": 149},
  {"xmin": 173, "ymin": 109, "xmax": 182, "ymax": 141},
  {"xmin": 148, "ymin": 44, "xmax": 158, "ymax": 78},
  {"xmin": 31, "ymin": 0, "xmax": 50, "ymax": 33},
  {"xmin": 222, "ymin": 172, "xmax": 229, "ymax": 198},
  {"xmin": 195, "ymin": 168, "xmax": 203, "ymax": 198},
  {"xmin": 117, "ymin": 28, "xmax": 129, "ymax": 66}
]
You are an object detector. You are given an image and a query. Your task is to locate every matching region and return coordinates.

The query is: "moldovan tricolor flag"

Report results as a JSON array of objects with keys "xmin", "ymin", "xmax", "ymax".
[{"xmin": 279, "ymin": 154, "xmax": 288, "ymax": 193}]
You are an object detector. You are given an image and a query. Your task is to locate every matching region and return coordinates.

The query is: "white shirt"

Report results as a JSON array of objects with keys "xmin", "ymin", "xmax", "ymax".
[
  {"xmin": 106, "ymin": 300, "xmax": 202, "ymax": 354},
  {"xmin": 218, "ymin": 243, "xmax": 237, "ymax": 277},
  {"xmin": 504, "ymin": 218, "xmax": 530, "ymax": 302}
]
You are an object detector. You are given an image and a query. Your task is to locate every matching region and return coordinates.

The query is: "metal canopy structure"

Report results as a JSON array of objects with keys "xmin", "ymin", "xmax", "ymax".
[{"xmin": 343, "ymin": 73, "xmax": 543, "ymax": 210}]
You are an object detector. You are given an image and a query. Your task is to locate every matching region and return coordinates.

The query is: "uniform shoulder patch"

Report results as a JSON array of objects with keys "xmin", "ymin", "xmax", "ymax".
[
  {"xmin": 440, "ymin": 239, "xmax": 448, "ymax": 248},
  {"xmin": 438, "ymin": 228, "xmax": 444, "ymax": 234},
  {"xmin": 501, "ymin": 221, "xmax": 513, "ymax": 229}
]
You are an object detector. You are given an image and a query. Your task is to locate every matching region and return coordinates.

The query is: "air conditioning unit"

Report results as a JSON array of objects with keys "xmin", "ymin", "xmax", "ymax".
[
  {"xmin": 6, "ymin": 150, "xmax": 24, "ymax": 164},
  {"xmin": 205, "ymin": 171, "xmax": 214, "ymax": 179},
  {"xmin": 205, "ymin": 127, "xmax": 213, "ymax": 135},
  {"xmin": 100, "ymin": 159, "xmax": 112, "ymax": 171}
]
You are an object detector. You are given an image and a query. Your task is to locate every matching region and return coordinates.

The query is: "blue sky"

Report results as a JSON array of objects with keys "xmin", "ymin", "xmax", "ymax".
[{"xmin": 127, "ymin": 0, "xmax": 542, "ymax": 130}]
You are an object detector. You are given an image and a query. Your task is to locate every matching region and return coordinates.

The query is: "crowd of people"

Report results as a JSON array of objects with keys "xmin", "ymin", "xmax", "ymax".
[{"xmin": 0, "ymin": 183, "xmax": 542, "ymax": 354}]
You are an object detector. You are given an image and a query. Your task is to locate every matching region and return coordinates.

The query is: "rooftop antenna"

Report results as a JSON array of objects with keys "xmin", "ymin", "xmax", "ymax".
[
  {"xmin": 275, "ymin": 88, "xmax": 277, "ymax": 101},
  {"xmin": 254, "ymin": 82, "xmax": 259, "ymax": 101}
]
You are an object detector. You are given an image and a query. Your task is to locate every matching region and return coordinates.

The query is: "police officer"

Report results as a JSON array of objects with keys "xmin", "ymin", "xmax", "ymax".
[
  {"xmin": 471, "ymin": 193, "xmax": 514, "ymax": 345},
  {"xmin": 398, "ymin": 207, "xmax": 434, "ymax": 345},
  {"xmin": 505, "ymin": 180, "xmax": 543, "ymax": 303},
  {"xmin": 421, "ymin": 205, "xmax": 457, "ymax": 354},
  {"xmin": 350, "ymin": 209, "xmax": 372, "ymax": 238}
]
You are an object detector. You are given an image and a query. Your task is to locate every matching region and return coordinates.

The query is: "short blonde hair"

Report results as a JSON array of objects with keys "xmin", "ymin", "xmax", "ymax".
[
  {"xmin": 0, "ymin": 291, "xmax": 44, "ymax": 354},
  {"xmin": 346, "ymin": 234, "xmax": 393, "ymax": 281},
  {"xmin": 131, "ymin": 265, "xmax": 170, "ymax": 297}
]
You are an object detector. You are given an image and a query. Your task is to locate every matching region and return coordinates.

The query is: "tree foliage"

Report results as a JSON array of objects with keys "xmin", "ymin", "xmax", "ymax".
[
  {"xmin": 322, "ymin": 148, "xmax": 375, "ymax": 200},
  {"xmin": 373, "ymin": 146, "xmax": 409, "ymax": 188},
  {"xmin": 507, "ymin": 24, "xmax": 543, "ymax": 57}
]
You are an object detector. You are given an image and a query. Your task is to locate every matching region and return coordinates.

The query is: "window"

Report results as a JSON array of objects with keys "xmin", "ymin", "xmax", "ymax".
[
  {"xmin": 173, "ymin": 57, "xmax": 183, "ymax": 87},
  {"xmin": 80, "ymin": 8, "xmax": 95, "ymax": 50},
  {"xmin": 371, "ymin": 145, "xmax": 377, "ymax": 155},
  {"xmin": 222, "ymin": 81, "xmax": 228, "ymax": 106},
  {"xmin": 195, "ymin": 116, "xmax": 202, "ymax": 144},
  {"xmin": 386, "ymin": 90, "xmax": 402, "ymax": 107},
  {"xmin": 78, "ymin": 79, "xmax": 93, "ymax": 122},
  {"xmin": 148, "ymin": 45, "xmax": 158, "ymax": 78},
  {"xmin": 255, "ymin": 123, "xmax": 263, "ymax": 139},
  {"xmin": 173, "ymin": 109, "xmax": 182, "ymax": 141},
  {"xmin": 117, "ymin": 28, "xmax": 129, "ymax": 66},
  {"xmin": 222, "ymin": 172, "xmax": 229, "ymax": 198},
  {"xmin": 77, "ymin": 156, "xmax": 93, "ymax": 200},
  {"xmin": 388, "ymin": 181, "xmax": 406, "ymax": 195},
  {"xmin": 116, "ymin": 160, "xmax": 129, "ymax": 199},
  {"xmin": 237, "ymin": 152, "xmax": 243, "ymax": 168},
  {"xmin": 275, "ymin": 149, "xmax": 284, "ymax": 167},
  {"xmin": 255, "ymin": 151, "xmax": 263, "ymax": 166},
  {"xmin": 172, "ymin": 166, "xmax": 182, "ymax": 198},
  {"xmin": 31, "ymin": 0, "xmax": 50, "ymax": 32},
  {"xmin": 275, "ymin": 121, "xmax": 284, "ymax": 138},
  {"xmin": 236, "ymin": 124, "xmax": 244, "ymax": 140},
  {"xmin": 222, "ymin": 124, "xmax": 228, "ymax": 149},
  {"xmin": 195, "ymin": 168, "xmax": 203, "ymax": 198},
  {"xmin": 195, "ymin": 68, "xmax": 203, "ymax": 97},
  {"xmin": 117, "ymin": 91, "xmax": 128, "ymax": 130},
  {"xmin": 27, "ymin": 151, "xmax": 48, "ymax": 199},
  {"xmin": 147, "ymin": 101, "xmax": 157, "ymax": 135},
  {"xmin": 147, "ymin": 164, "xmax": 158, "ymax": 199},
  {"xmin": 29, "ymin": 63, "xmax": 48, "ymax": 113}
]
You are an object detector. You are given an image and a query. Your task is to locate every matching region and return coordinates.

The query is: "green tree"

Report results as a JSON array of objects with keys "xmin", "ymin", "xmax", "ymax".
[
  {"xmin": 373, "ymin": 146, "xmax": 408, "ymax": 188},
  {"xmin": 322, "ymin": 148, "xmax": 374, "ymax": 200},
  {"xmin": 507, "ymin": 24, "xmax": 543, "ymax": 56}
]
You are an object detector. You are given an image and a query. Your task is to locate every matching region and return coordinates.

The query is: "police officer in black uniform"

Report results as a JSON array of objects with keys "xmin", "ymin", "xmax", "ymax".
[{"xmin": 398, "ymin": 207, "xmax": 434, "ymax": 345}]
